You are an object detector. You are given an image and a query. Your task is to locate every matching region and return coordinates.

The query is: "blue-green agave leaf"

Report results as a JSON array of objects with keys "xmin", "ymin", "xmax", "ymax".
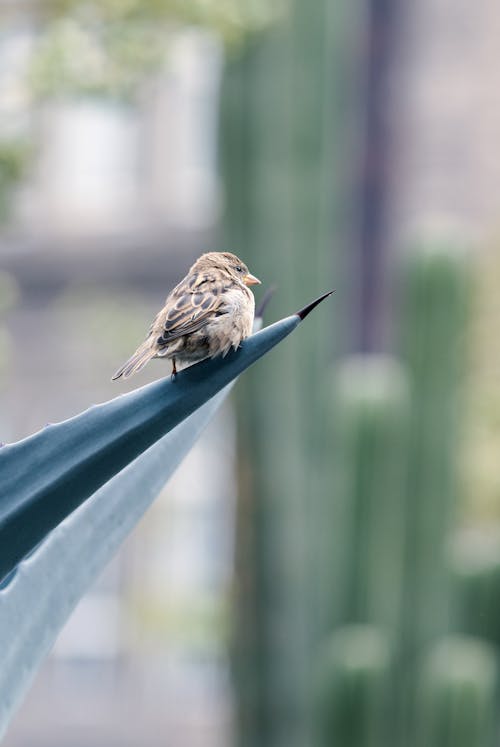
[
  {"xmin": 0, "ymin": 386, "xmax": 229, "ymax": 738},
  {"xmin": 0, "ymin": 292, "xmax": 331, "ymax": 584}
]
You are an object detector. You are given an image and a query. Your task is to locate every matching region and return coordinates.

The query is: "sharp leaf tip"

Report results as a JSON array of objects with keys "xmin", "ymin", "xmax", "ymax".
[{"xmin": 295, "ymin": 290, "xmax": 335, "ymax": 320}]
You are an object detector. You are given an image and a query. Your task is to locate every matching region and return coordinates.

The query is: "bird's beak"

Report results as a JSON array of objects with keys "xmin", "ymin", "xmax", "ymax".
[{"xmin": 243, "ymin": 272, "xmax": 261, "ymax": 286}]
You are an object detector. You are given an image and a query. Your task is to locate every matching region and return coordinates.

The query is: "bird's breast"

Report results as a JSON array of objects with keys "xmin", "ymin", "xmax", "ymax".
[{"xmin": 206, "ymin": 288, "xmax": 254, "ymax": 357}]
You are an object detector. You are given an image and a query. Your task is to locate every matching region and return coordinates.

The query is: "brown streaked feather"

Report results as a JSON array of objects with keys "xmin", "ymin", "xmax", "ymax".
[{"xmin": 153, "ymin": 272, "xmax": 229, "ymax": 347}]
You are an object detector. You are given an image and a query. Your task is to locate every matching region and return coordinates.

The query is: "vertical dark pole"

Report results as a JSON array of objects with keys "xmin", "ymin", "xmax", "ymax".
[{"xmin": 356, "ymin": 0, "xmax": 398, "ymax": 353}]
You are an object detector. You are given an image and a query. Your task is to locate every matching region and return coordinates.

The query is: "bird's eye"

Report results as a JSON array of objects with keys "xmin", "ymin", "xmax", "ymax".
[{"xmin": 235, "ymin": 265, "xmax": 243, "ymax": 273}]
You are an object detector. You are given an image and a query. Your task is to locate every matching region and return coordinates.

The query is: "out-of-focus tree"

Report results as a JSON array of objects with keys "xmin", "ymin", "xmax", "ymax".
[{"xmin": 29, "ymin": 0, "xmax": 284, "ymax": 100}]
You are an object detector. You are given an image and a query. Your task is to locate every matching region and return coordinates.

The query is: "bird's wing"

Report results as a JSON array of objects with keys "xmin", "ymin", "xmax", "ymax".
[{"xmin": 152, "ymin": 274, "xmax": 230, "ymax": 347}]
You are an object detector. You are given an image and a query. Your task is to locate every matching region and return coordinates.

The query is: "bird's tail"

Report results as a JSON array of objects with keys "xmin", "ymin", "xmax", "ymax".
[{"xmin": 111, "ymin": 341, "xmax": 155, "ymax": 381}]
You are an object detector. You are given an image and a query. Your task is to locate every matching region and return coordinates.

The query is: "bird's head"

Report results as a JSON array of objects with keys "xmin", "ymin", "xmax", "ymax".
[{"xmin": 194, "ymin": 251, "xmax": 261, "ymax": 287}]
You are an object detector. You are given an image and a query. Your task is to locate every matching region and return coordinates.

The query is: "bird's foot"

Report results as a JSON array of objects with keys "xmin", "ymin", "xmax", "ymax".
[{"xmin": 171, "ymin": 358, "xmax": 178, "ymax": 381}]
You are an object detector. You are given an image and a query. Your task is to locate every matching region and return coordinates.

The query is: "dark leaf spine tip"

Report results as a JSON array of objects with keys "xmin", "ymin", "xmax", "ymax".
[
  {"xmin": 255, "ymin": 285, "xmax": 277, "ymax": 319},
  {"xmin": 295, "ymin": 290, "xmax": 335, "ymax": 320}
]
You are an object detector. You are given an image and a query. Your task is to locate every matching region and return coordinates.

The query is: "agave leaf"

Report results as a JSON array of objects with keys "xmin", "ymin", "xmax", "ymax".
[{"xmin": 0, "ymin": 387, "xmax": 228, "ymax": 738}]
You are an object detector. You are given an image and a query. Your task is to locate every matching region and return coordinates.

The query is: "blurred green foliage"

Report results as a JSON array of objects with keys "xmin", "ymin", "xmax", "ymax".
[
  {"xmin": 29, "ymin": 16, "xmax": 169, "ymax": 100},
  {"xmin": 314, "ymin": 625, "xmax": 391, "ymax": 747},
  {"xmin": 329, "ymin": 357, "xmax": 408, "ymax": 635},
  {"xmin": 416, "ymin": 637, "xmax": 497, "ymax": 747},
  {"xmin": 398, "ymin": 243, "xmax": 469, "ymax": 736},
  {"xmin": 29, "ymin": 0, "xmax": 286, "ymax": 100},
  {"xmin": 45, "ymin": 0, "xmax": 284, "ymax": 35}
]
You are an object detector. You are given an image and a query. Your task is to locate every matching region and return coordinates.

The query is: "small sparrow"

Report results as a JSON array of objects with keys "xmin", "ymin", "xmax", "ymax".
[{"xmin": 112, "ymin": 251, "xmax": 261, "ymax": 381}]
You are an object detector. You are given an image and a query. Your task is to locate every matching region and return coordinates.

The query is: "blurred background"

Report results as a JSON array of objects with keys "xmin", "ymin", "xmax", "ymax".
[{"xmin": 1, "ymin": 1, "xmax": 500, "ymax": 746}]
